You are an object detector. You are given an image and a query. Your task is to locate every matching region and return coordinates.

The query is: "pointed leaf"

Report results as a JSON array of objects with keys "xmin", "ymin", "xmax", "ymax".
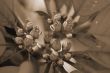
[
  {"xmin": 87, "ymin": 52, "xmax": 110, "ymax": 69},
  {"xmin": 56, "ymin": 66, "xmax": 68, "ymax": 73},
  {"xmin": 0, "ymin": 0, "xmax": 16, "ymax": 28},
  {"xmin": 44, "ymin": 62, "xmax": 52, "ymax": 73},
  {"xmin": 79, "ymin": 0, "xmax": 110, "ymax": 16},
  {"xmin": 88, "ymin": 5, "xmax": 110, "ymax": 51}
]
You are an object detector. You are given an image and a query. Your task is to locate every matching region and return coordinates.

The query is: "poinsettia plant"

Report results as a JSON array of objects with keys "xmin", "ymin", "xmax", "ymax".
[{"xmin": 0, "ymin": 0, "xmax": 110, "ymax": 73}]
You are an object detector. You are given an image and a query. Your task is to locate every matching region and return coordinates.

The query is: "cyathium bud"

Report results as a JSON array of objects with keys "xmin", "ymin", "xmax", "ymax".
[
  {"xmin": 50, "ymin": 38, "xmax": 61, "ymax": 51},
  {"xmin": 15, "ymin": 37, "xmax": 23, "ymax": 44}
]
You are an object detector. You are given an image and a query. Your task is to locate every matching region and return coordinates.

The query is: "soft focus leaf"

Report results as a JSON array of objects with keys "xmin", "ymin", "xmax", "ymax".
[
  {"xmin": 45, "ymin": 0, "xmax": 74, "ymax": 17},
  {"xmin": 0, "ymin": 0, "xmax": 16, "ymax": 28},
  {"xmin": 87, "ymin": 52, "xmax": 110, "ymax": 69},
  {"xmin": 0, "ymin": 66, "xmax": 19, "ymax": 73},
  {"xmin": 36, "ymin": 62, "xmax": 47, "ymax": 73},
  {"xmin": 44, "ymin": 62, "xmax": 51, "ymax": 73},
  {"xmin": 36, "ymin": 60, "xmax": 52, "ymax": 73},
  {"xmin": 56, "ymin": 0, "xmax": 73, "ymax": 13},
  {"xmin": 63, "ymin": 61, "xmax": 76, "ymax": 73},
  {"xmin": 18, "ymin": 61, "xmax": 35, "ymax": 73},
  {"xmin": 71, "ymin": 4, "xmax": 110, "ymax": 68},
  {"xmin": 71, "ymin": 70, "xmax": 82, "ymax": 73},
  {"xmin": 10, "ymin": 53, "xmax": 24, "ymax": 65},
  {"xmin": 88, "ymin": 5, "xmax": 110, "ymax": 51},
  {"xmin": 56, "ymin": 66, "xmax": 68, "ymax": 73},
  {"xmin": 79, "ymin": 0, "xmax": 110, "ymax": 16},
  {"xmin": 0, "ymin": 30, "xmax": 6, "ymax": 57},
  {"xmin": 48, "ymin": 63, "xmax": 55, "ymax": 73},
  {"xmin": 0, "ymin": 49, "xmax": 13, "ymax": 64},
  {"xmin": 67, "ymin": 53, "xmax": 110, "ymax": 73},
  {"xmin": 69, "ymin": 38, "xmax": 89, "ymax": 52},
  {"xmin": 0, "ymin": 48, "xmax": 24, "ymax": 65},
  {"xmin": 18, "ymin": 0, "xmax": 47, "ymax": 13},
  {"xmin": 77, "ymin": 0, "xmax": 110, "ymax": 24},
  {"xmin": 72, "ymin": 0, "xmax": 86, "ymax": 13}
]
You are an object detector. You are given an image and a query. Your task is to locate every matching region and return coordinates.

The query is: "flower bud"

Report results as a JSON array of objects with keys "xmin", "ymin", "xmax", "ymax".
[
  {"xmin": 32, "ymin": 45, "xmax": 39, "ymax": 52},
  {"xmin": 24, "ymin": 35, "xmax": 33, "ymax": 48},
  {"xmin": 17, "ymin": 28, "xmax": 24, "ymax": 36},
  {"xmin": 53, "ymin": 13, "xmax": 61, "ymax": 21},
  {"xmin": 64, "ymin": 53, "xmax": 72, "ymax": 60},
  {"xmin": 57, "ymin": 59, "xmax": 64, "ymax": 65},
  {"xmin": 44, "ymin": 31, "xmax": 53, "ymax": 43},
  {"xmin": 18, "ymin": 45, "xmax": 23, "ymax": 49},
  {"xmin": 66, "ymin": 33, "xmax": 72, "ymax": 38},
  {"xmin": 50, "ymin": 39, "xmax": 61, "ymax": 51},
  {"xmin": 42, "ymin": 53, "xmax": 50, "ymax": 59},
  {"xmin": 26, "ymin": 35, "xmax": 33, "ymax": 39},
  {"xmin": 51, "ymin": 48, "xmax": 59, "ymax": 56},
  {"xmin": 63, "ymin": 19, "xmax": 74, "ymax": 33},
  {"xmin": 50, "ymin": 20, "xmax": 62, "ymax": 32},
  {"xmin": 30, "ymin": 26, "xmax": 40, "ymax": 39},
  {"xmin": 15, "ymin": 37, "xmax": 23, "ymax": 44},
  {"xmin": 62, "ymin": 40, "xmax": 71, "ymax": 51},
  {"xmin": 26, "ymin": 21, "xmax": 33, "ymax": 32},
  {"xmin": 47, "ymin": 18, "xmax": 53, "ymax": 24},
  {"xmin": 50, "ymin": 53, "xmax": 58, "ymax": 61}
]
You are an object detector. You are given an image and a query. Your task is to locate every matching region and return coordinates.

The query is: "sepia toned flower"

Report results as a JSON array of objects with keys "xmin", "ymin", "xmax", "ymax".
[{"xmin": 0, "ymin": 0, "xmax": 110, "ymax": 73}]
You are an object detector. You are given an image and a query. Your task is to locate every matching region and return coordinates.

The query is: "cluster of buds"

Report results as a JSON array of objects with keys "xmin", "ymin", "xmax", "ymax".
[
  {"xmin": 49, "ymin": 13, "xmax": 62, "ymax": 32},
  {"xmin": 42, "ymin": 38, "xmax": 72, "ymax": 66},
  {"xmin": 63, "ymin": 18, "xmax": 74, "ymax": 34},
  {"xmin": 47, "ymin": 13, "xmax": 75, "ymax": 39},
  {"xmin": 15, "ymin": 19, "xmax": 42, "ymax": 53},
  {"xmin": 38, "ymin": 13, "xmax": 75, "ymax": 66},
  {"xmin": 43, "ymin": 13, "xmax": 91, "ymax": 67},
  {"xmin": 47, "ymin": 12, "xmax": 91, "ymax": 39}
]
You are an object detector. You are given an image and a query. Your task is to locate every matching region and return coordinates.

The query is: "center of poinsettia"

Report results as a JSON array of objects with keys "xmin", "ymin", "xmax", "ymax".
[
  {"xmin": 15, "ymin": 19, "xmax": 42, "ymax": 53},
  {"xmin": 14, "ymin": 11, "xmax": 90, "ymax": 67},
  {"xmin": 41, "ymin": 13, "xmax": 74, "ymax": 65},
  {"xmin": 14, "ymin": 11, "xmax": 81, "ymax": 65}
]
